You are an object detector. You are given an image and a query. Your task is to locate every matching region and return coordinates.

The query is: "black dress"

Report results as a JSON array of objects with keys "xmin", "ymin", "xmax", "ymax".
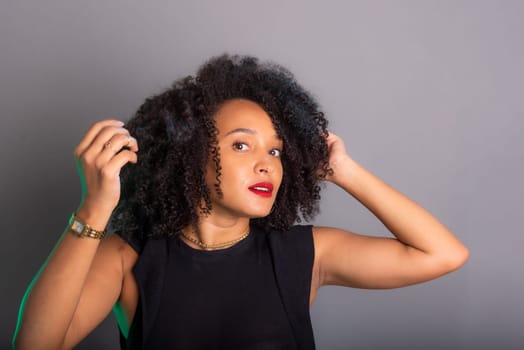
[{"xmin": 116, "ymin": 224, "xmax": 316, "ymax": 350}]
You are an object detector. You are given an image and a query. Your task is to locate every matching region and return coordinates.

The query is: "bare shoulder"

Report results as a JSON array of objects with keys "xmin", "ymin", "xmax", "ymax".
[
  {"xmin": 95, "ymin": 233, "xmax": 138, "ymax": 275},
  {"xmin": 110, "ymin": 234, "xmax": 139, "ymax": 270}
]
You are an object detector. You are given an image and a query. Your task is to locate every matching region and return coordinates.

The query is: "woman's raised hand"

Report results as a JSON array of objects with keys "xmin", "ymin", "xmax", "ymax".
[
  {"xmin": 323, "ymin": 131, "xmax": 354, "ymax": 184},
  {"xmin": 12, "ymin": 120, "xmax": 139, "ymax": 350},
  {"xmin": 74, "ymin": 120, "xmax": 138, "ymax": 218}
]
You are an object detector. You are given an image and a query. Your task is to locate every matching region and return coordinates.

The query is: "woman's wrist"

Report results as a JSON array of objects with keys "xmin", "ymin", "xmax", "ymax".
[
  {"xmin": 327, "ymin": 155, "xmax": 360, "ymax": 190},
  {"xmin": 75, "ymin": 203, "xmax": 113, "ymax": 232}
]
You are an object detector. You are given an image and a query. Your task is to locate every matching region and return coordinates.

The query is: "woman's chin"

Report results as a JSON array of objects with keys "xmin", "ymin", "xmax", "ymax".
[{"xmin": 246, "ymin": 207, "xmax": 273, "ymax": 219}]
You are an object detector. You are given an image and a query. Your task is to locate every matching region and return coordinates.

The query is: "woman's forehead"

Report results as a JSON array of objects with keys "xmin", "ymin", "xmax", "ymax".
[{"xmin": 214, "ymin": 99, "xmax": 278, "ymax": 136}]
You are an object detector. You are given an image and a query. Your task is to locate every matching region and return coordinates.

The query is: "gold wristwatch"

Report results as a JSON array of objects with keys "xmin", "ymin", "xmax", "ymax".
[{"xmin": 68, "ymin": 213, "xmax": 105, "ymax": 239}]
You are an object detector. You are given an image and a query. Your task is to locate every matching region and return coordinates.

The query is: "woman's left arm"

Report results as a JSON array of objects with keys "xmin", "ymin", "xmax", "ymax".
[{"xmin": 313, "ymin": 133, "xmax": 469, "ymax": 289}]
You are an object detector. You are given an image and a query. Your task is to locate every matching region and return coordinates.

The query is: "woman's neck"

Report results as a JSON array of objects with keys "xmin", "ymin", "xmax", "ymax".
[{"xmin": 180, "ymin": 216, "xmax": 251, "ymax": 250}]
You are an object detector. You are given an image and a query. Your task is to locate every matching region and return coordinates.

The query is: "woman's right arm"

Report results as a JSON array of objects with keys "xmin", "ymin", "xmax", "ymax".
[{"xmin": 13, "ymin": 120, "xmax": 139, "ymax": 350}]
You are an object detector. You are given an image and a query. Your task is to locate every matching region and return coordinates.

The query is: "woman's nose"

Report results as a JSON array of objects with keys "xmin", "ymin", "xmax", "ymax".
[
  {"xmin": 255, "ymin": 156, "xmax": 272, "ymax": 174},
  {"xmin": 258, "ymin": 165, "xmax": 269, "ymax": 174}
]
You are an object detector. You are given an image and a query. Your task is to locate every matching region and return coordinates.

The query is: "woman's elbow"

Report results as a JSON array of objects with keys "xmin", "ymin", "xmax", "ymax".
[{"xmin": 442, "ymin": 243, "xmax": 470, "ymax": 273}]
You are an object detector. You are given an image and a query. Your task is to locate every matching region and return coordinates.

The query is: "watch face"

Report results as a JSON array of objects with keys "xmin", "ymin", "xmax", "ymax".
[{"xmin": 71, "ymin": 220, "xmax": 85, "ymax": 234}]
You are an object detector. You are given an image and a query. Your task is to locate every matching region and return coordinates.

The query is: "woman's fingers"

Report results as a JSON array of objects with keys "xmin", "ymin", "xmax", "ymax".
[
  {"xmin": 100, "ymin": 150, "xmax": 138, "ymax": 180},
  {"xmin": 74, "ymin": 120, "xmax": 139, "ymax": 213},
  {"xmin": 95, "ymin": 134, "xmax": 138, "ymax": 169},
  {"xmin": 325, "ymin": 131, "xmax": 342, "ymax": 147},
  {"xmin": 79, "ymin": 126, "xmax": 131, "ymax": 163},
  {"xmin": 88, "ymin": 126, "xmax": 130, "ymax": 155},
  {"xmin": 103, "ymin": 134, "xmax": 139, "ymax": 153},
  {"xmin": 75, "ymin": 120, "xmax": 139, "ymax": 174},
  {"xmin": 75, "ymin": 120, "xmax": 125, "ymax": 157}
]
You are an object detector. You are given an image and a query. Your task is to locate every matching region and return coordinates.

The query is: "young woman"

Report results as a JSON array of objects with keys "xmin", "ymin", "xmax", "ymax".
[{"xmin": 13, "ymin": 55, "xmax": 469, "ymax": 349}]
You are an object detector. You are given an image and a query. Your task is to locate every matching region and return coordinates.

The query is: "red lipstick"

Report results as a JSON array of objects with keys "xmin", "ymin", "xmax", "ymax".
[{"xmin": 248, "ymin": 182, "xmax": 274, "ymax": 198}]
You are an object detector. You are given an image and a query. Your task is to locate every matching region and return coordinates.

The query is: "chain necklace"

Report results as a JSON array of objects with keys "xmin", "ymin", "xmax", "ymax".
[{"xmin": 179, "ymin": 228, "xmax": 250, "ymax": 251}]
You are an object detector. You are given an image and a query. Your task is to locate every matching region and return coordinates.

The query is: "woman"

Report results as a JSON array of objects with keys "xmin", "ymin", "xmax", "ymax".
[{"xmin": 13, "ymin": 55, "xmax": 469, "ymax": 349}]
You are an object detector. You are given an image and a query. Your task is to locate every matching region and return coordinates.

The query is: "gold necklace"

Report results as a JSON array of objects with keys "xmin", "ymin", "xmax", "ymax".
[{"xmin": 179, "ymin": 228, "xmax": 250, "ymax": 251}]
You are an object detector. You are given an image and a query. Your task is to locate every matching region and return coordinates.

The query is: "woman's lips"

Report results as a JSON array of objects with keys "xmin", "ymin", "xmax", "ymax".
[{"xmin": 248, "ymin": 182, "xmax": 274, "ymax": 198}]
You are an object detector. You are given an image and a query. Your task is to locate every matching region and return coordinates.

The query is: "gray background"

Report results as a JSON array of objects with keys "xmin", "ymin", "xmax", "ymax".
[{"xmin": 1, "ymin": 0, "xmax": 523, "ymax": 349}]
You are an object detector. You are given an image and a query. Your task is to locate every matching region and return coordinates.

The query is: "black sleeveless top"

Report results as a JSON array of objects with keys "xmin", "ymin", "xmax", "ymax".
[{"xmin": 117, "ymin": 225, "xmax": 316, "ymax": 350}]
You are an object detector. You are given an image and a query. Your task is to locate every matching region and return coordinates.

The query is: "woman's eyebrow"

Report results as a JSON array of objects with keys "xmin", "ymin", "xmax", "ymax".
[
  {"xmin": 224, "ymin": 128, "xmax": 281, "ymax": 140},
  {"xmin": 225, "ymin": 128, "xmax": 256, "ymax": 136}
]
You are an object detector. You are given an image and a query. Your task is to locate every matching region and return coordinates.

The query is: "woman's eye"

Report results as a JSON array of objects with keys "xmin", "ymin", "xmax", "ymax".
[
  {"xmin": 233, "ymin": 142, "xmax": 249, "ymax": 151},
  {"xmin": 270, "ymin": 148, "xmax": 282, "ymax": 157}
]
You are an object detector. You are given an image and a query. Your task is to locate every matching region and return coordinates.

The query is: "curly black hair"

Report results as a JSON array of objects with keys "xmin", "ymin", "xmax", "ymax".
[{"xmin": 111, "ymin": 54, "xmax": 330, "ymax": 243}]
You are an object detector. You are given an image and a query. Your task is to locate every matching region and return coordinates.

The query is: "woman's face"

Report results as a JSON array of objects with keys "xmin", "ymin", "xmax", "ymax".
[{"xmin": 205, "ymin": 99, "xmax": 283, "ymax": 219}]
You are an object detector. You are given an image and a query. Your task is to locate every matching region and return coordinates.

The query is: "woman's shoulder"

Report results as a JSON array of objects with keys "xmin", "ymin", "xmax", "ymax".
[
  {"xmin": 111, "ymin": 229, "xmax": 145, "ymax": 255},
  {"xmin": 104, "ymin": 233, "xmax": 139, "ymax": 271}
]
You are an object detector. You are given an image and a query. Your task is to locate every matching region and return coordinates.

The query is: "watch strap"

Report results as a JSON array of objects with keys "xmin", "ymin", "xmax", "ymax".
[{"xmin": 68, "ymin": 213, "xmax": 105, "ymax": 240}]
